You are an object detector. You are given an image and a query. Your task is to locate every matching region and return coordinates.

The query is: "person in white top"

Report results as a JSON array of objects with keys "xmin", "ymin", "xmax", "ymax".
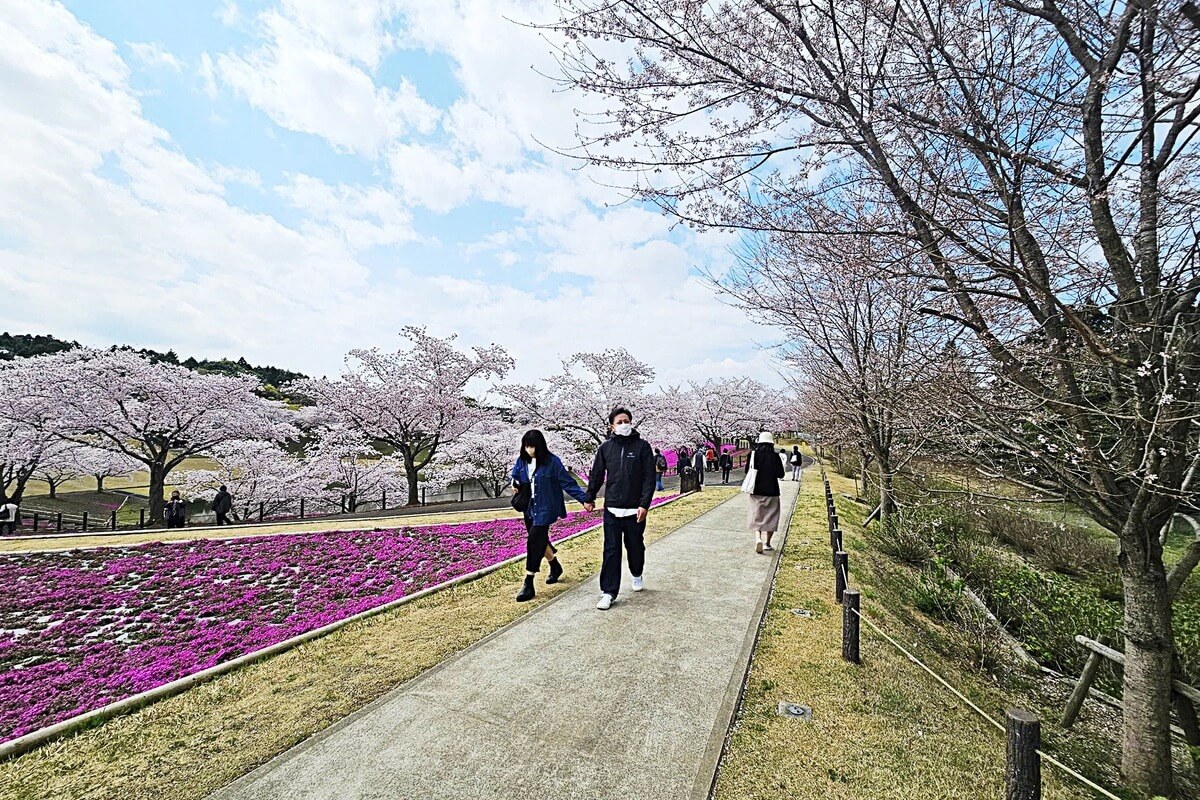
[{"xmin": 0, "ymin": 500, "xmax": 19, "ymax": 536}]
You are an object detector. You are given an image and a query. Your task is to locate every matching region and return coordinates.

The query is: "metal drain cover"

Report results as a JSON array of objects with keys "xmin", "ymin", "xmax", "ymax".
[
  {"xmin": 777, "ymin": 702, "xmax": 813, "ymax": 720},
  {"xmin": 790, "ymin": 608, "xmax": 814, "ymax": 618}
]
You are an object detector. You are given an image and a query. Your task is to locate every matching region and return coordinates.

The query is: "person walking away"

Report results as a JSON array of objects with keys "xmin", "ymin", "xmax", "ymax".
[
  {"xmin": 789, "ymin": 446, "xmax": 804, "ymax": 481},
  {"xmin": 0, "ymin": 500, "xmax": 18, "ymax": 536},
  {"xmin": 676, "ymin": 447, "xmax": 689, "ymax": 476},
  {"xmin": 211, "ymin": 485, "xmax": 233, "ymax": 525},
  {"xmin": 747, "ymin": 432, "xmax": 785, "ymax": 553},
  {"xmin": 165, "ymin": 491, "xmax": 187, "ymax": 529},
  {"xmin": 705, "ymin": 446, "xmax": 716, "ymax": 472},
  {"xmin": 510, "ymin": 429, "xmax": 591, "ymax": 602},
  {"xmin": 693, "ymin": 447, "xmax": 706, "ymax": 486},
  {"xmin": 586, "ymin": 407, "xmax": 656, "ymax": 610},
  {"xmin": 653, "ymin": 448, "xmax": 667, "ymax": 492},
  {"xmin": 718, "ymin": 450, "xmax": 734, "ymax": 484}
]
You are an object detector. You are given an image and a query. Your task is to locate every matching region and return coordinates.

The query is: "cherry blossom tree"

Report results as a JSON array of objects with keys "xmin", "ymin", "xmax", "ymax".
[
  {"xmin": 549, "ymin": 1, "xmax": 1200, "ymax": 788},
  {"xmin": 500, "ymin": 348, "xmax": 672, "ymax": 461},
  {"xmin": 668, "ymin": 377, "xmax": 788, "ymax": 451},
  {"xmin": 175, "ymin": 440, "xmax": 321, "ymax": 521},
  {"xmin": 303, "ymin": 425, "xmax": 407, "ymax": 511},
  {"xmin": 429, "ymin": 420, "xmax": 524, "ymax": 499},
  {"xmin": 71, "ymin": 446, "xmax": 140, "ymax": 493},
  {"xmin": 19, "ymin": 349, "xmax": 296, "ymax": 524},
  {"xmin": 289, "ymin": 328, "xmax": 514, "ymax": 506},
  {"xmin": 30, "ymin": 440, "xmax": 83, "ymax": 499},
  {"xmin": 0, "ymin": 359, "xmax": 72, "ymax": 505}
]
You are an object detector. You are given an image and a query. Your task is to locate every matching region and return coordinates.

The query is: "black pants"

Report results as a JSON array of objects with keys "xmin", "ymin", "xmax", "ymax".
[
  {"xmin": 523, "ymin": 516, "xmax": 555, "ymax": 573},
  {"xmin": 215, "ymin": 512, "xmax": 231, "ymax": 526},
  {"xmin": 696, "ymin": 467, "xmax": 704, "ymax": 485},
  {"xmin": 721, "ymin": 467, "xmax": 731, "ymax": 483},
  {"xmin": 0, "ymin": 522, "xmax": 14, "ymax": 536},
  {"xmin": 600, "ymin": 511, "xmax": 645, "ymax": 598},
  {"xmin": 166, "ymin": 518, "xmax": 185, "ymax": 529}
]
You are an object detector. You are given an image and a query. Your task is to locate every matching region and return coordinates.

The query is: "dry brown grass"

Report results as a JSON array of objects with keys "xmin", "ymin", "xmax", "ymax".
[
  {"xmin": 0, "ymin": 488, "xmax": 736, "ymax": 800},
  {"xmin": 711, "ymin": 471, "xmax": 1094, "ymax": 800}
]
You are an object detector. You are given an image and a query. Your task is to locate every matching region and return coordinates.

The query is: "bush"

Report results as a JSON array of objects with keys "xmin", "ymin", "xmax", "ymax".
[{"xmin": 973, "ymin": 505, "xmax": 1118, "ymax": 587}]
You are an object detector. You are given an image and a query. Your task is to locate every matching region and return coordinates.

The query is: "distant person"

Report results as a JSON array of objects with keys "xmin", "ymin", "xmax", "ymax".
[
  {"xmin": 211, "ymin": 485, "xmax": 233, "ymax": 525},
  {"xmin": 585, "ymin": 407, "xmax": 656, "ymax": 611},
  {"xmin": 705, "ymin": 446, "xmax": 716, "ymax": 472},
  {"xmin": 693, "ymin": 447, "xmax": 706, "ymax": 486},
  {"xmin": 165, "ymin": 491, "xmax": 187, "ymax": 529},
  {"xmin": 718, "ymin": 450, "xmax": 734, "ymax": 484},
  {"xmin": 676, "ymin": 447, "xmax": 690, "ymax": 476},
  {"xmin": 747, "ymin": 432, "xmax": 785, "ymax": 553},
  {"xmin": 510, "ymin": 429, "xmax": 592, "ymax": 603},
  {"xmin": 0, "ymin": 500, "xmax": 18, "ymax": 536},
  {"xmin": 789, "ymin": 446, "xmax": 804, "ymax": 481},
  {"xmin": 653, "ymin": 448, "xmax": 668, "ymax": 492}
]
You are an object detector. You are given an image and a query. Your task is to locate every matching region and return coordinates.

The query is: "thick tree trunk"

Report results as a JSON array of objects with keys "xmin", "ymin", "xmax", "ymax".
[
  {"xmin": 148, "ymin": 461, "xmax": 167, "ymax": 524},
  {"xmin": 95, "ymin": 475, "xmax": 104, "ymax": 493},
  {"xmin": 47, "ymin": 480, "xmax": 57, "ymax": 499},
  {"xmin": 1120, "ymin": 555, "xmax": 1175, "ymax": 796},
  {"xmin": 404, "ymin": 459, "xmax": 420, "ymax": 506}
]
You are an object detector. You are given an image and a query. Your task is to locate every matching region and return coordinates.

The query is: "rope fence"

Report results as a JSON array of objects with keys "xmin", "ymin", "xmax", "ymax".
[{"xmin": 819, "ymin": 467, "xmax": 1121, "ymax": 800}]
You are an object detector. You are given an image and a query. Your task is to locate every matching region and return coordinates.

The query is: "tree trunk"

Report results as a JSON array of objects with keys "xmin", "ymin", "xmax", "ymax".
[
  {"xmin": 877, "ymin": 467, "xmax": 893, "ymax": 526},
  {"xmin": 1120, "ymin": 556, "xmax": 1175, "ymax": 796},
  {"xmin": 96, "ymin": 474, "xmax": 105, "ymax": 493},
  {"xmin": 148, "ymin": 461, "xmax": 167, "ymax": 523},
  {"xmin": 404, "ymin": 458, "xmax": 420, "ymax": 506},
  {"xmin": 47, "ymin": 480, "xmax": 57, "ymax": 499}
]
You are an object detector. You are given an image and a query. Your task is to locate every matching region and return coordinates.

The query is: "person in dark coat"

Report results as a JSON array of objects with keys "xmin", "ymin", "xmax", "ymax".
[
  {"xmin": 789, "ymin": 446, "xmax": 804, "ymax": 481},
  {"xmin": 693, "ymin": 447, "xmax": 706, "ymax": 486},
  {"xmin": 211, "ymin": 485, "xmax": 233, "ymax": 525},
  {"xmin": 746, "ymin": 432, "xmax": 785, "ymax": 553},
  {"xmin": 585, "ymin": 407, "xmax": 656, "ymax": 610},
  {"xmin": 510, "ymin": 429, "xmax": 592, "ymax": 602},
  {"xmin": 653, "ymin": 448, "xmax": 668, "ymax": 492},
  {"xmin": 165, "ymin": 491, "xmax": 187, "ymax": 529},
  {"xmin": 718, "ymin": 450, "xmax": 734, "ymax": 483},
  {"xmin": 676, "ymin": 447, "xmax": 690, "ymax": 476}
]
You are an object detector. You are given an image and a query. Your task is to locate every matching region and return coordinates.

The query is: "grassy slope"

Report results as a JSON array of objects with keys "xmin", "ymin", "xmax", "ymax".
[
  {"xmin": 712, "ymin": 470, "xmax": 1094, "ymax": 800},
  {"xmin": 0, "ymin": 487, "xmax": 738, "ymax": 800}
]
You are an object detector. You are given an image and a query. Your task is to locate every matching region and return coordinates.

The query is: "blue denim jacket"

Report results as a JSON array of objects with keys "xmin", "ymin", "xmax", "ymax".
[{"xmin": 510, "ymin": 454, "xmax": 590, "ymax": 526}]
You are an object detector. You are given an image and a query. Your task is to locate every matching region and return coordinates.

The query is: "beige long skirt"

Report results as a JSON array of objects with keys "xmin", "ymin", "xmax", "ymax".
[{"xmin": 747, "ymin": 494, "xmax": 781, "ymax": 532}]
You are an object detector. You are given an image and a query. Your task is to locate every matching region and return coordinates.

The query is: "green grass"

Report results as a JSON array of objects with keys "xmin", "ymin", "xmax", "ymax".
[{"xmin": 712, "ymin": 470, "xmax": 1103, "ymax": 800}]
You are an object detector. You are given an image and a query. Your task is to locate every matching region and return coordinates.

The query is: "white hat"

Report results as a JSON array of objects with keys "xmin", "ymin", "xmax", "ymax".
[{"xmin": 756, "ymin": 431, "xmax": 774, "ymax": 444}]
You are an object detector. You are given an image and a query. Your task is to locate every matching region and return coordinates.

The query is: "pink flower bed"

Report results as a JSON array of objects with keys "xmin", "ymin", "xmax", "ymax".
[{"xmin": 0, "ymin": 496, "xmax": 677, "ymax": 743}]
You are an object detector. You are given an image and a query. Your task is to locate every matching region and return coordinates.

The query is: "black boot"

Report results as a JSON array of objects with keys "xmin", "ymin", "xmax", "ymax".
[
  {"xmin": 516, "ymin": 575, "xmax": 535, "ymax": 602},
  {"xmin": 546, "ymin": 558, "xmax": 564, "ymax": 584}
]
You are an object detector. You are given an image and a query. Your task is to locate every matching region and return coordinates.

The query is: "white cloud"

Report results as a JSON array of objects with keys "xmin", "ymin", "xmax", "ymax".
[
  {"xmin": 277, "ymin": 173, "xmax": 419, "ymax": 249},
  {"xmin": 215, "ymin": 3, "xmax": 438, "ymax": 155},
  {"xmin": 127, "ymin": 41, "xmax": 182, "ymax": 72}
]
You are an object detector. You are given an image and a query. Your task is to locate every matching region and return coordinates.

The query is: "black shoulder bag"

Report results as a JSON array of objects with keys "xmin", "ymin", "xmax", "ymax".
[{"xmin": 511, "ymin": 481, "xmax": 531, "ymax": 513}]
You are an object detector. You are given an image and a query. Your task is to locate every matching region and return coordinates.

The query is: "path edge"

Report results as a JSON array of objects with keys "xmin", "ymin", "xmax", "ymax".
[{"xmin": 690, "ymin": 480, "xmax": 803, "ymax": 800}]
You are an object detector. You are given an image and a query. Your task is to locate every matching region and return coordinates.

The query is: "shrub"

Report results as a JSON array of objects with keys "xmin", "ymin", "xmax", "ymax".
[{"xmin": 973, "ymin": 505, "xmax": 1118, "ymax": 588}]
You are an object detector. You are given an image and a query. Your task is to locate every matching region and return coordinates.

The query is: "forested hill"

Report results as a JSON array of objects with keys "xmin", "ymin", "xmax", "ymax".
[{"xmin": 0, "ymin": 332, "xmax": 308, "ymax": 402}]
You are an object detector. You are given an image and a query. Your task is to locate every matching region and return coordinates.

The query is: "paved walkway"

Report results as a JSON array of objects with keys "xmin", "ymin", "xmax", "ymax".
[{"xmin": 210, "ymin": 481, "xmax": 801, "ymax": 800}]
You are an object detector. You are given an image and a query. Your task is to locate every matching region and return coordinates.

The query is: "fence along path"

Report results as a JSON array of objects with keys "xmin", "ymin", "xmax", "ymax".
[{"xmin": 821, "ymin": 468, "xmax": 1121, "ymax": 800}]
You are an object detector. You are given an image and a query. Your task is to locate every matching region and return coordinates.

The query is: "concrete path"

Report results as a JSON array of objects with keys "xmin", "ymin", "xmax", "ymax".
[{"xmin": 210, "ymin": 481, "xmax": 801, "ymax": 800}]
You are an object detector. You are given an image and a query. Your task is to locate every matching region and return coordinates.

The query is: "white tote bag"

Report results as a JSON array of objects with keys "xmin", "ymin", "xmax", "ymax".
[{"xmin": 739, "ymin": 451, "xmax": 757, "ymax": 494}]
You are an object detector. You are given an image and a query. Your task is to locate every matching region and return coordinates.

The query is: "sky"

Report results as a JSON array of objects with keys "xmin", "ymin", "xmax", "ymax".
[{"xmin": 0, "ymin": 0, "xmax": 784, "ymax": 388}]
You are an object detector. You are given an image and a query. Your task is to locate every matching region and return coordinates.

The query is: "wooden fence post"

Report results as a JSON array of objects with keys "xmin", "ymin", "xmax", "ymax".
[
  {"xmin": 32, "ymin": 512, "xmax": 39, "ymax": 532},
  {"xmin": 81, "ymin": 511, "xmax": 88, "ymax": 532},
  {"xmin": 843, "ymin": 589, "xmax": 861, "ymax": 663},
  {"xmin": 110, "ymin": 510, "xmax": 117, "ymax": 531},
  {"xmin": 421, "ymin": 487, "xmax": 426, "ymax": 506},
  {"xmin": 381, "ymin": 490, "xmax": 386, "ymax": 511},
  {"xmin": 835, "ymin": 550, "xmax": 848, "ymax": 604},
  {"xmin": 1005, "ymin": 709, "xmax": 1041, "ymax": 800},
  {"xmin": 299, "ymin": 498, "xmax": 305, "ymax": 519},
  {"xmin": 139, "ymin": 509, "xmax": 145, "ymax": 529},
  {"xmin": 1060, "ymin": 634, "xmax": 1110, "ymax": 728},
  {"xmin": 56, "ymin": 512, "xmax": 62, "ymax": 532},
  {"xmin": 460, "ymin": 483, "xmax": 465, "ymax": 503}
]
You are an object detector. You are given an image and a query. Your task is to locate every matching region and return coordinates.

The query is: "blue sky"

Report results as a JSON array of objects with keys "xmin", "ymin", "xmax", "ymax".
[{"xmin": 0, "ymin": 0, "xmax": 782, "ymax": 387}]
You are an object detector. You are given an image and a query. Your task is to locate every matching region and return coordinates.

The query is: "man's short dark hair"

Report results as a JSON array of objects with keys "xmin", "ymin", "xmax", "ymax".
[
  {"xmin": 219, "ymin": 485, "xmax": 227, "ymax": 492},
  {"xmin": 609, "ymin": 407, "xmax": 633, "ymax": 424}
]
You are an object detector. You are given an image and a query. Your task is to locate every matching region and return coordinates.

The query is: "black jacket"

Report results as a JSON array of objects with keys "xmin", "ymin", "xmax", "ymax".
[
  {"xmin": 718, "ymin": 453, "xmax": 733, "ymax": 469},
  {"xmin": 586, "ymin": 431, "xmax": 656, "ymax": 510},
  {"xmin": 211, "ymin": 490, "xmax": 232, "ymax": 514},
  {"xmin": 747, "ymin": 444, "xmax": 784, "ymax": 496}
]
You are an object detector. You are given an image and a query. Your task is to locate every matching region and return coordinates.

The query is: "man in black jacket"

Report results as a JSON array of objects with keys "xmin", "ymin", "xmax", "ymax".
[
  {"xmin": 211, "ymin": 485, "xmax": 233, "ymax": 525},
  {"xmin": 586, "ymin": 407, "xmax": 656, "ymax": 610}
]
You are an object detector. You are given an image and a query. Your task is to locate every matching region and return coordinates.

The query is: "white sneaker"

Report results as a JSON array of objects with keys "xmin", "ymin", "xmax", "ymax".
[
  {"xmin": 632, "ymin": 576, "xmax": 644, "ymax": 592},
  {"xmin": 597, "ymin": 594, "xmax": 613, "ymax": 610}
]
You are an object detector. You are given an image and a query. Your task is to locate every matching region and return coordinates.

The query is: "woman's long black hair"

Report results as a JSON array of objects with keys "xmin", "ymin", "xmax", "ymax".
[{"xmin": 518, "ymin": 429, "xmax": 554, "ymax": 466}]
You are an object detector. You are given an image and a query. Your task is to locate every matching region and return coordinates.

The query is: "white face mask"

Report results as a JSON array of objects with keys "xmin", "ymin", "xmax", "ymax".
[{"xmin": 614, "ymin": 422, "xmax": 633, "ymax": 437}]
